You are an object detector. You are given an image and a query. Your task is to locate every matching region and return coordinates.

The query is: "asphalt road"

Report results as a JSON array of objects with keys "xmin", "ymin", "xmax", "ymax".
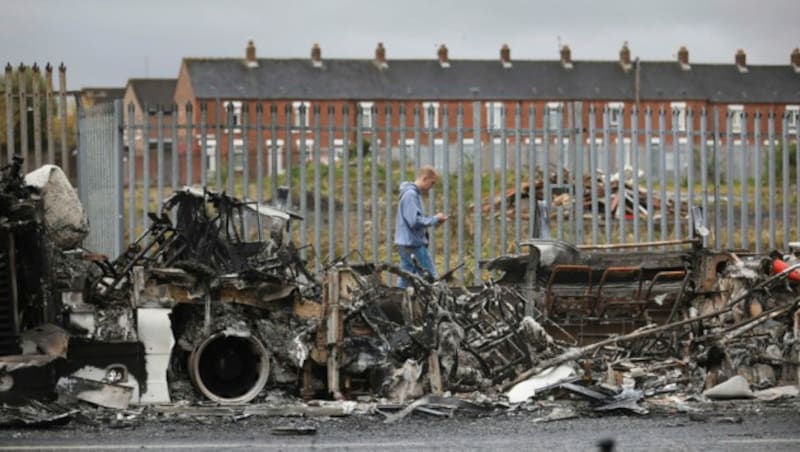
[{"xmin": 1, "ymin": 399, "xmax": 799, "ymax": 451}]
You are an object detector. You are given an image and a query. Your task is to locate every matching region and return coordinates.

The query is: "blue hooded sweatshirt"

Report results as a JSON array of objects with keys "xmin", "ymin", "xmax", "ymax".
[{"xmin": 394, "ymin": 181, "xmax": 439, "ymax": 247}]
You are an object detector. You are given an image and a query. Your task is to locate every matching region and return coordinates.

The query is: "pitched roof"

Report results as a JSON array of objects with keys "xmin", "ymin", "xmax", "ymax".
[
  {"xmin": 80, "ymin": 87, "xmax": 125, "ymax": 104},
  {"xmin": 126, "ymin": 78, "xmax": 177, "ymax": 107},
  {"xmin": 182, "ymin": 58, "xmax": 800, "ymax": 103}
]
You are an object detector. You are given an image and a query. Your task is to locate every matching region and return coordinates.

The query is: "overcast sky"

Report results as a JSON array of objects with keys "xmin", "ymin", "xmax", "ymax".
[{"xmin": 2, "ymin": 0, "xmax": 799, "ymax": 90}]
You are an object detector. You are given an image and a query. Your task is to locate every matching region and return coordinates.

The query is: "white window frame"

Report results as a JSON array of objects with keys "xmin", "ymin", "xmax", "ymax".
[
  {"xmin": 729, "ymin": 104, "xmax": 744, "ymax": 134},
  {"xmin": 485, "ymin": 102, "xmax": 503, "ymax": 130},
  {"xmin": 200, "ymin": 135, "xmax": 218, "ymax": 174},
  {"xmin": 670, "ymin": 101, "xmax": 687, "ymax": 132},
  {"xmin": 292, "ymin": 101, "xmax": 311, "ymax": 128},
  {"xmin": 265, "ymin": 138, "xmax": 285, "ymax": 174},
  {"xmin": 546, "ymin": 102, "xmax": 564, "ymax": 131},
  {"xmin": 222, "ymin": 100, "xmax": 242, "ymax": 133},
  {"xmin": 619, "ymin": 137, "xmax": 632, "ymax": 167},
  {"xmin": 607, "ymin": 102, "xmax": 624, "ymax": 127},
  {"xmin": 787, "ymin": 105, "xmax": 799, "ymax": 133},
  {"xmin": 359, "ymin": 102, "xmax": 374, "ymax": 129},
  {"xmin": 296, "ymin": 138, "xmax": 316, "ymax": 161},
  {"xmin": 233, "ymin": 138, "xmax": 244, "ymax": 172},
  {"xmin": 422, "ymin": 101, "xmax": 440, "ymax": 129},
  {"xmin": 333, "ymin": 138, "xmax": 345, "ymax": 162}
]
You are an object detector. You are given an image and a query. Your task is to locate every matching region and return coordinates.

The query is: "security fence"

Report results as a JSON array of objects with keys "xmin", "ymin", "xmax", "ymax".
[
  {"xmin": 1, "ymin": 63, "xmax": 72, "ymax": 174},
  {"xmin": 71, "ymin": 100, "xmax": 800, "ymax": 283},
  {"xmin": 15, "ymin": 97, "xmax": 797, "ymax": 283}
]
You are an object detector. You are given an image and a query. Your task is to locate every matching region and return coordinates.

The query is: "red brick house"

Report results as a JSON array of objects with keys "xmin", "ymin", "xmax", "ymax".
[
  {"xmin": 170, "ymin": 40, "xmax": 800, "ymax": 179},
  {"xmin": 122, "ymin": 78, "xmax": 177, "ymax": 180}
]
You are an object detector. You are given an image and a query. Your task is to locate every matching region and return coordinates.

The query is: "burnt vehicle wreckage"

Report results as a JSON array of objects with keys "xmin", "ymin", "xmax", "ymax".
[{"xmin": 2, "ymin": 158, "xmax": 800, "ymax": 427}]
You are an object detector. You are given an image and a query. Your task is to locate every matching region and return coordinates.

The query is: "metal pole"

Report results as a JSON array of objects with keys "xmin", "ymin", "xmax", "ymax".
[
  {"xmin": 631, "ymin": 106, "xmax": 640, "ymax": 244},
  {"xmin": 768, "ymin": 112, "xmax": 777, "ymax": 249},
  {"xmin": 45, "ymin": 64, "xmax": 55, "ymax": 165},
  {"xmin": 185, "ymin": 102, "xmax": 193, "ymax": 188},
  {"xmin": 589, "ymin": 105, "xmax": 599, "ymax": 244},
  {"xmin": 514, "ymin": 102, "xmax": 522, "ymax": 251},
  {"xmin": 356, "ymin": 105, "xmax": 364, "ymax": 258},
  {"xmin": 473, "ymin": 100, "xmax": 482, "ymax": 280},
  {"xmin": 574, "ymin": 102, "xmax": 584, "ymax": 245},
  {"xmin": 725, "ymin": 109, "xmax": 735, "ymax": 249},
  {"xmin": 457, "ymin": 104, "xmax": 465, "ymax": 281},
  {"xmin": 754, "ymin": 112, "xmax": 762, "ymax": 253},
  {"xmin": 18, "ymin": 64, "xmax": 28, "ymax": 173},
  {"xmin": 58, "ymin": 63, "xmax": 67, "ymax": 174},
  {"xmin": 32, "ymin": 64, "xmax": 42, "ymax": 169}
]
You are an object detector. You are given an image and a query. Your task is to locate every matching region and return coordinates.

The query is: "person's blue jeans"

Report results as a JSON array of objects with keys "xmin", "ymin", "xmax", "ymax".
[{"xmin": 397, "ymin": 245, "xmax": 436, "ymax": 288}]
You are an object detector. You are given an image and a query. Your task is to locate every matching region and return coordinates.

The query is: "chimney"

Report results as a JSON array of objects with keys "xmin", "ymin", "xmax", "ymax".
[
  {"xmin": 735, "ymin": 49, "xmax": 747, "ymax": 73},
  {"xmin": 677, "ymin": 45, "xmax": 690, "ymax": 70},
  {"xmin": 311, "ymin": 43, "xmax": 323, "ymax": 68},
  {"xmin": 375, "ymin": 42, "xmax": 388, "ymax": 69},
  {"xmin": 792, "ymin": 48, "xmax": 800, "ymax": 73},
  {"xmin": 619, "ymin": 41, "xmax": 632, "ymax": 72},
  {"xmin": 245, "ymin": 40, "xmax": 258, "ymax": 68},
  {"xmin": 500, "ymin": 44, "xmax": 512, "ymax": 68},
  {"xmin": 561, "ymin": 45, "xmax": 573, "ymax": 70},
  {"xmin": 438, "ymin": 44, "xmax": 450, "ymax": 68}
]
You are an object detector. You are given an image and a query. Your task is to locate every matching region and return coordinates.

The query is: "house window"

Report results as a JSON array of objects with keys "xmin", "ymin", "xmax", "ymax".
[
  {"xmin": 233, "ymin": 138, "xmax": 244, "ymax": 172},
  {"xmin": 787, "ymin": 105, "xmax": 799, "ymax": 133},
  {"xmin": 359, "ymin": 102, "xmax": 374, "ymax": 129},
  {"xmin": 422, "ymin": 102, "xmax": 440, "ymax": 129},
  {"xmin": 224, "ymin": 100, "xmax": 243, "ymax": 128},
  {"xmin": 292, "ymin": 101, "xmax": 311, "ymax": 128},
  {"xmin": 201, "ymin": 135, "xmax": 217, "ymax": 175},
  {"xmin": 485, "ymin": 102, "xmax": 503, "ymax": 130},
  {"xmin": 333, "ymin": 139, "xmax": 345, "ymax": 163},
  {"xmin": 729, "ymin": 104, "xmax": 744, "ymax": 134},
  {"xmin": 296, "ymin": 138, "xmax": 315, "ymax": 161},
  {"xmin": 607, "ymin": 102, "xmax": 624, "ymax": 127},
  {"xmin": 546, "ymin": 102, "xmax": 563, "ymax": 131},
  {"xmin": 671, "ymin": 102, "xmax": 687, "ymax": 132},
  {"xmin": 265, "ymin": 139, "xmax": 285, "ymax": 174}
]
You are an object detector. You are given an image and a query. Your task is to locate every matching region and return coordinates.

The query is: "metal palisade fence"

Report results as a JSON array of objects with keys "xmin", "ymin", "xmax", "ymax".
[
  {"xmin": 76, "ymin": 100, "xmax": 800, "ymax": 283},
  {"xmin": 1, "ymin": 63, "xmax": 72, "ymax": 174}
]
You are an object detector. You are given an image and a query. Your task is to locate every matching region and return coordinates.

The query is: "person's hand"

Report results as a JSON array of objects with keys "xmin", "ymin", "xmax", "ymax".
[{"xmin": 436, "ymin": 213, "xmax": 448, "ymax": 223}]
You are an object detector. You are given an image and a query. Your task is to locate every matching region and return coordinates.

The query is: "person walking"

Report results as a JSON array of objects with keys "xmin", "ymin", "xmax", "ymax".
[{"xmin": 394, "ymin": 165, "xmax": 447, "ymax": 287}]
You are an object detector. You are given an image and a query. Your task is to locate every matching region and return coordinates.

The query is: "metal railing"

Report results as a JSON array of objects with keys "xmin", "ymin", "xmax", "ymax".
[{"xmin": 76, "ymin": 100, "xmax": 800, "ymax": 283}]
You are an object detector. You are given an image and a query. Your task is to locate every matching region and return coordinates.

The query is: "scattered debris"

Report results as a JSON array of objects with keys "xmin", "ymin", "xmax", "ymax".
[
  {"xmin": 2, "ymin": 157, "xmax": 800, "ymax": 429},
  {"xmin": 480, "ymin": 168, "xmax": 687, "ymax": 221},
  {"xmin": 56, "ymin": 375, "xmax": 134, "ymax": 410}
]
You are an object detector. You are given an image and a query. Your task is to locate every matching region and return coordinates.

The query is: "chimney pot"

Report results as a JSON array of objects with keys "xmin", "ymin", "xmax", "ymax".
[
  {"xmin": 561, "ymin": 45, "xmax": 573, "ymax": 69},
  {"xmin": 619, "ymin": 42, "xmax": 631, "ymax": 71},
  {"xmin": 735, "ymin": 49, "xmax": 747, "ymax": 72},
  {"xmin": 792, "ymin": 48, "xmax": 800, "ymax": 69},
  {"xmin": 311, "ymin": 43, "xmax": 322, "ymax": 67},
  {"xmin": 620, "ymin": 43, "xmax": 630, "ymax": 64},
  {"xmin": 500, "ymin": 44, "xmax": 511, "ymax": 68},
  {"xmin": 375, "ymin": 42, "xmax": 386, "ymax": 62},
  {"xmin": 374, "ymin": 42, "xmax": 388, "ymax": 69},
  {"xmin": 678, "ymin": 45, "xmax": 690, "ymax": 70},
  {"xmin": 245, "ymin": 40, "xmax": 258, "ymax": 68},
  {"xmin": 438, "ymin": 44, "xmax": 450, "ymax": 68}
]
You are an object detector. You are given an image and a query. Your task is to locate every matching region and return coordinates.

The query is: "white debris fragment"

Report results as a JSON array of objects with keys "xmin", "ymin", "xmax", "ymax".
[
  {"xmin": 289, "ymin": 335, "xmax": 309, "ymax": 368},
  {"xmin": 702, "ymin": 375, "xmax": 755, "ymax": 400},
  {"xmin": 506, "ymin": 363, "xmax": 577, "ymax": 403},
  {"xmin": 24, "ymin": 165, "xmax": 89, "ymax": 249}
]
